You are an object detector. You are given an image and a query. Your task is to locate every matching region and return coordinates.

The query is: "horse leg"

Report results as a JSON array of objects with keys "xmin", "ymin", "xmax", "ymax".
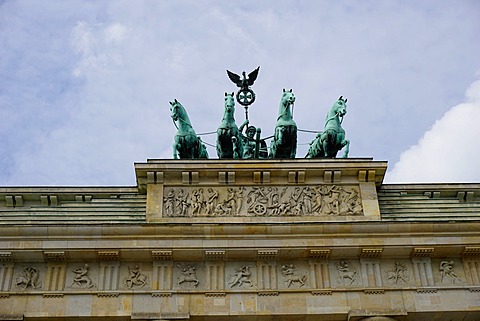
[
  {"xmin": 232, "ymin": 136, "xmax": 240, "ymax": 159},
  {"xmin": 341, "ymin": 139, "xmax": 350, "ymax": 158},
  {"xmin": 290, "ymin": 129, "xmax": 297, "ymax": 158},
  {"xmin": 173, "ymin": 142, "xmax": 179, "ymax": 159}
]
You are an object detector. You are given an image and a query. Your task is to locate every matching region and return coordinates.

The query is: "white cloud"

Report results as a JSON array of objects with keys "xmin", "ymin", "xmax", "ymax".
[{"xmin": 386, "ymin": 79, "xmax": 480, "ymax": 183}]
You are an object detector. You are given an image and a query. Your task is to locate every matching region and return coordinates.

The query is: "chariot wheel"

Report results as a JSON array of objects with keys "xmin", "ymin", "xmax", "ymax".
[
  {"xmin": 253, "ymin": 203, "xmax": 267, "ymax": 215},
  {"xmin": 236, "ymin": 88, "xmax": 256, "ymax": 106}
]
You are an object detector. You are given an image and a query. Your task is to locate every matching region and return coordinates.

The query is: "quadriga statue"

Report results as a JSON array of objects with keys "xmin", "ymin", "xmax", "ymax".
[
  {"xmin": 306, "ymin": 96, "xmax": 350, "ymax": 158},
  {"xmin": 269, "ymin": 89, "xmax": 297, "ymax": 159},
  {"xmin": 170, "ymin": 99, "xmax": 208, "ymax": 159},
  {"xmin": 216, "ymin": 92, "xmax": 243, "ymax": 159}
]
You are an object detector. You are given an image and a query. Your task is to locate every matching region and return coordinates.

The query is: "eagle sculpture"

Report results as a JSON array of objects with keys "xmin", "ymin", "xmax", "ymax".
[{"xmin": 226, "ymin": 66, "xmax": 260, "ymax": 90}]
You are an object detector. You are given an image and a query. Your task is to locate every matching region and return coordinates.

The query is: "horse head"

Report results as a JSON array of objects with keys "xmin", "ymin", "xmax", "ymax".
[
  {"xmin": 334, "ymin": 96, "xmax": 348, "ymax": 118},
  {"xmin": 169, "ymin": 99, "xmax": 184, "ymax": 122},
  {"xmin": 281, "ymin": 88, "xmax": 295, "ymax": 108},
  {"xmin": 224, "ymin": 92, "xmax": 235, "ymax": 116},
  {"xmin": 277, "ymin": 89, "xmax": 295, "ymax": 121}
]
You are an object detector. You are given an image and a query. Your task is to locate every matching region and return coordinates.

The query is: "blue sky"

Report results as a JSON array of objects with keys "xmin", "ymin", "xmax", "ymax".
[{"xmin": 1, "ymin": 0, "xmax": 479, "ymax": 186}]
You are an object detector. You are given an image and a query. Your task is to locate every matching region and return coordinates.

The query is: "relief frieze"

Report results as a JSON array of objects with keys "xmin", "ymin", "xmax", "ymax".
[
  {"xmin": 227, "ymin": 265, "xmax": 255, "ymax": 288},
  {"xmin": 123, "ymin": 264, "xmax": 148, "ymax": 289},
  {"xmin": 163, "ymin": 185, "xmax": 363, "ymax": 217},
  {"xmin": 281, "ymin": 264, "xmax": 308, "ymax": 288},
  {"xmin": 69, "ymin": 264, "xmax": 95, "ymax": 289},
  {"xmin": 15, "ymin": 266, "xmax": 42, "ymax": 290}
]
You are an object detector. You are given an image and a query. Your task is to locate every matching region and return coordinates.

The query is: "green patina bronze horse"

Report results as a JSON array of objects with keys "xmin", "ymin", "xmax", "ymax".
[
  {"xmin": 217, "ymin": 92, "xmax": 243, "ymax": 159},
  {"xmin": 170, "ymin": 99, "xmax": 208, "ymax": 159},
  {"xmin": 306, "ymin": 96, "xmax": 350, "ymax": 158},
  {"xmin": 269, "ymin": 89, "xmax": 297, "ymax": 159}
]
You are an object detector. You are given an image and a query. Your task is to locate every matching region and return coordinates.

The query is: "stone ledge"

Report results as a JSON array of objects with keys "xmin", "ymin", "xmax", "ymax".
[
  {"xmin": 151, "ymin": 292, "xmax": 172, "ymax": 297},
  {"xmin": 42, "ymin": 293, "xmax": 64, "ymax": 298},
  {"xmin": 416, "ymin": 288, "xmax": 438, "ymax": 293},
  {"xmin": 364, "ymin": 289, "xmax": 385, "ymax": 294},
  {"xmin": 257, "ymin": 291, "xmax": 279, "ymax": 296},
  {"xmin": 205, "ymin": 292, "xmax": 226, "ymax": 297},
  {"xmin": 0, "ymin": 315, "xmax": 23, "ymax": 321},
  {"xmin": 97, "ymin": 292, "xmax": 119, "ymax": 297},
  {"xmin": 311, "ymin": 290, "xmax": 332, "ymax": 295}
]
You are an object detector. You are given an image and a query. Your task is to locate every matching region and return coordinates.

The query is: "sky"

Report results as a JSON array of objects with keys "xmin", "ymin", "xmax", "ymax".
[{"xmin": 0, "ymin": 0, "xmax": 479, "ymax": 186}]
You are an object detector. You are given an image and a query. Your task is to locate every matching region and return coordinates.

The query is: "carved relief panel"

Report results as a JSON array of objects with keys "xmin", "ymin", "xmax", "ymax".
[
  {"xmin": 332, "ymin": 260, "xmax": 361, "ymax": 287},
  {"xmin": 278, "ymin": 262, "xmax": 309, "ymax": 289},
  {"xmin": 174, "ymin": 263, "xmax": 204, "ymax": 290},
  {"xmin": 432, "ymin": 258, "xmax": 465, "ymax": 285},
  {"xmin": 65, "ymin": 263, "xmax": 98, "ymax": 291},
  {"xmin": 382, "ymin": 259, "xmax": 414, "ymax": 287},
  {"xmin": 13, "ymin": 264, "xmax": 45, "ymax": 291},
  {"xmin": 163, "ymin": 185, "xmax": 363, "ymax": 217},
  {"xmin": 120, "ymin": 263, "xmax": 151, "ymax": 290},
  {"xmin": 225, "ymin": 263, "xmax": 256, "ymax": 289}
]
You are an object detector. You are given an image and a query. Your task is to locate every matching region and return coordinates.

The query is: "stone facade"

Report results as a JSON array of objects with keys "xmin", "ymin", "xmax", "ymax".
[{"xmin": 0, "ymin": 159, "xmax": 479, "ymax": 321}]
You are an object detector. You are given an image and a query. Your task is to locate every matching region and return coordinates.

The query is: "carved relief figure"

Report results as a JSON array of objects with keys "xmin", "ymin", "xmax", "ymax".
[
  {"xmin": 439, "ymin": 261, "xmax": 461, "ymax": 283},
  {"xmin": 236, "ymin": 187, "xmax": 246, "ymax": 214},
  {"xmin": 387, "ymin": 262, "xmax": 409, "ymax": 284},
  {"xmin": 164, "ymin": 189, "xmax": 176, "ymax": 216},
  {"xmin": 337, "ymin": 261, "xmax": 357, "ymax": 285},
  {"xmin": 177, "ymin": 264, "xmax": 199, "ymax": 287},
  {"xmin": 123, "ymin": 264, "xmax": 148, "ymax": 289},
  {"xmin": 291, "ymin": 187, "xmax": 303, "ymax": 215},
  {"xmin": 16, "ymin": 266, "xmax": 42, "ymax": 290},
  {"xmin": 281, "ymin": 264, "xmax": 307, "ymax": 288},
  {"xmin": 342, "ymin": 187, "xmax": 363, "ymax": 215},
  {"xmin": 206, "ymin": 188, "xmax": 219, "ymax": 215},
  {"xmin": 190, "ymin": 188, "xmax": 205, "ymax": 216},
  {"xmin": 302, "ymin": 187, "xmax": 313, "ymax": 214},
  {"xmin": 228, "ymin": 266, "xmax": 254, "ymax": 288},
  {"xmin": 176, "ymin": 189, "xmax": 189, "ymax": 216},
  {"xmin": 247, "ymin": 187, "xmax": 269, "ymax": 215},
  {"xmin": 324, "ymin": 186, "xmax": 341, "ymax": 215},
  {"xmin": 70, "ymin": 264, "xmax": 95, "ymax": 289},
  {"xmin": 225, "ymin": 188, "xmax": 238, "ymax": 215}
]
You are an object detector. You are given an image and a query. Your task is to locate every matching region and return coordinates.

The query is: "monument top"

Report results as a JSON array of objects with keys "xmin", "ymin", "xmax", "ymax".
[{"xmin": 170, "ymin": 67, "xmax": 351, "ymax": 160}]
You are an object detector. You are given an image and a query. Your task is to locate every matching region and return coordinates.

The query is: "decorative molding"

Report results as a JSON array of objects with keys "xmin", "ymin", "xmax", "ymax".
[
  {"xmin": 42, "ymin": 293, "xmax": 64, "ymax": 298},
  {"xmin": 416, "ymin": 288, "xmax": 437, "ymax": 293},
  {"xmin": 364, "ymin": 289, "xmax": 385, "ymax": 295},
  {"xmin": 151, "ymin": 292, "xmax": 172, "ymax": 297},
  {"xmin": 468, "ymin": 287, "xmax": 480, "ymax": 292},
  {"xmin": 97, "ymin": 251, "xmax": 119, "ymax": 261},
  {"xmin": 97, "ymin": 292, "xmax": 119, "ymax": 297},
  {"xmin": 0, "ymin": 251, "xmax": 13, "ymax": 261},
  {"xmin": 0, "ymin": 294, "xmax": 10, "ymax": 299},
  {"xmin": 411, "ymin": 247, "xmax": 434, "ymax": 257},
  {"xmin": 311, "ymin": 290, "xmax": 332, "ymax": 295},
  {"xmin": 309, "ymin": 249, "xmax": 330, "ymax": 259},
  {"xmin": 151, "ymin": 250, "xmax": 173, "ymax": 260},
  {"xmin": 205, "ymin": 250, "xmax": 225, "ymax": 261},
  {"xmin": 360, "ymin": 248, "xmax": 383, "ymax": 258},
  {"xmin": 43, "ymin": 251, "xmax": 66, "ymax": 262},
  {"xmin": 257, "ymin": 250, "xmax": 278, "ymax": 260},
  {"xmin": 257, "ymin": 291, "xmax": 279, "ymax": 296},
  {"xmin": 205, "ymin": 292, "xmax": 226, "ymax": 297},
  {"xmin": 463, "ymin": 246, "xmax": 480, "ymax": 256}
]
